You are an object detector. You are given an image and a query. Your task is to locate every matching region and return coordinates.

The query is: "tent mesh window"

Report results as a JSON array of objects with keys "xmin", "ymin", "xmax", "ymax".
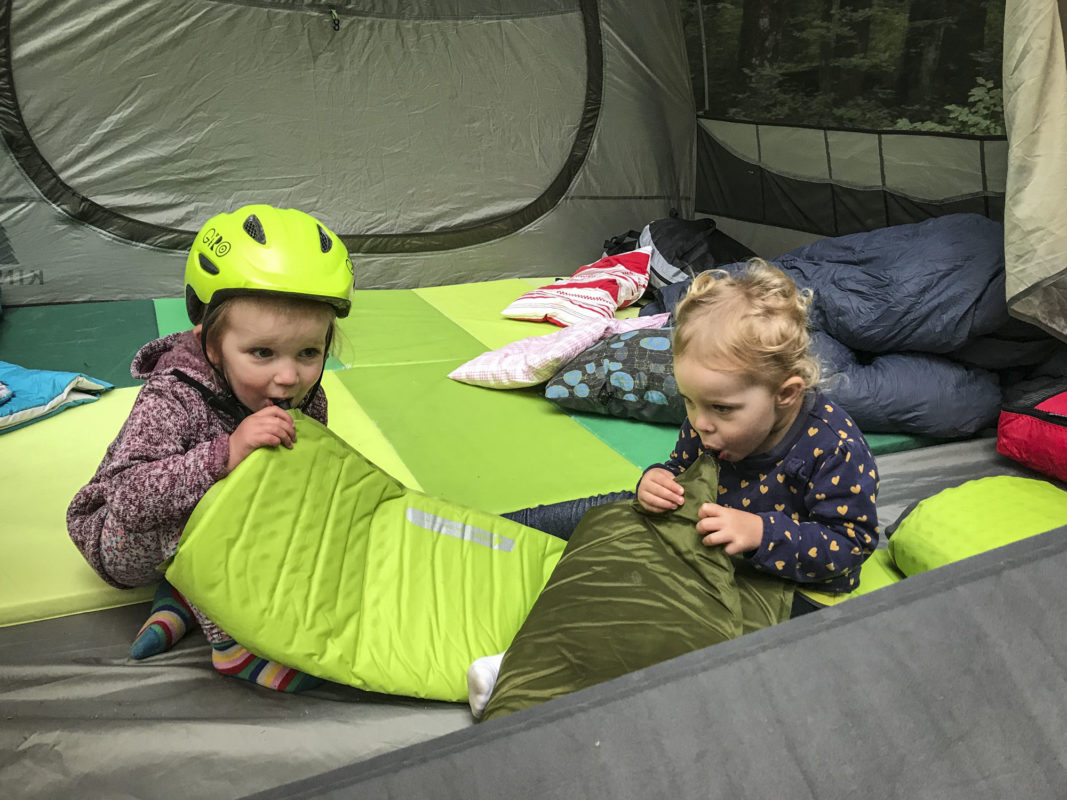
[
  {"xmin": 680, "ymin": 0, "xmax": 1009, "ymax": 241},
  {"xmin": 680, "ymin": 0, "xmax": 1005, "ymax": 135}
]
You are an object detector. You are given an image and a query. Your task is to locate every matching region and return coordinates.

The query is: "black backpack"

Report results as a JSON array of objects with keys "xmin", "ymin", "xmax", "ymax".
[{"xmin": 603, "ymin": 213, "xmax": 756, "ymax": 288}]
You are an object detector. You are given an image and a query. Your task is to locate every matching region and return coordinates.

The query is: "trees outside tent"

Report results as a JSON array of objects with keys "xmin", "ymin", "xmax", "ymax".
[{"xmin": 680, "ymin": 0, "xmax": 1005, "ymax": 133}]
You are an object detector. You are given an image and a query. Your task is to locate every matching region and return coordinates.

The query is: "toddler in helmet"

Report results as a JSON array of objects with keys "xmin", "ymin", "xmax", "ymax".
[{"xmin": 67, "ymin": 205, "xmax": 354, "ymax": 692}]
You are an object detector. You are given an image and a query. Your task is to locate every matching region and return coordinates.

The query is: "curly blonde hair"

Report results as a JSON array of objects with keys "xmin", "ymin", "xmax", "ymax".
[{"xmin": 672, "ymin": 258, "xmax": 819, "ymax": 391}]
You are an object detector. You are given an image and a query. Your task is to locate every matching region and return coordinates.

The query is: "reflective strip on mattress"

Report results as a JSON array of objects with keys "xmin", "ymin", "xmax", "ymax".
[{"xmin": 406, "ymin": 507, "xmax": 515, "ymax": 552}]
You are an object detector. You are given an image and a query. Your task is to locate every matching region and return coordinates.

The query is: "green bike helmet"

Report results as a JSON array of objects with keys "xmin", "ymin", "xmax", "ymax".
[{"xmin": 185, "ymin": 204, "xmax": 354, "ymax": 324}]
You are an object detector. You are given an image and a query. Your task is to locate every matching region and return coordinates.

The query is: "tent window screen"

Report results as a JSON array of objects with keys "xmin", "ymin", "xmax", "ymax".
[{"xmin": 680, "ymin": 0, "xmax": 1005, "ymax": 135}]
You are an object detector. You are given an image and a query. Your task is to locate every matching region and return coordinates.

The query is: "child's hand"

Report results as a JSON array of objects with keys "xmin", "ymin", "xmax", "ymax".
[
  {"xmin": 227, "ymin": 406, "xmax": 297, "ymax": 473},
  {"xmin": 695, "ymin": 503, "xmax": 763, "ymax": 555},
  {"xmin": 638, "ymin": 468, "xmax": 685, "ymax": 512}
]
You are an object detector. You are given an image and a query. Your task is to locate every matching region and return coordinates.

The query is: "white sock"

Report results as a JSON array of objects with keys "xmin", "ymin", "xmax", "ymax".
[{"xmin": 467, "ymin": 652, "xmax": 504, "ymax": 718}]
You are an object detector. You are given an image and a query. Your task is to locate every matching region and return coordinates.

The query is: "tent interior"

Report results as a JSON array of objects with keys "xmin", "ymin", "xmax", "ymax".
[{"xmin": 2, "ymin": 0, "xmax": 1067, "ymax": 797}]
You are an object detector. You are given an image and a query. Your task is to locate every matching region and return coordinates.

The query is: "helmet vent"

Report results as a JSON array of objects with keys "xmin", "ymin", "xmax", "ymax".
[
  {"xmin": 198, "ymin": 253, "xmax": 220, "ymax": 275},
  {"xmin": 317, "ymin": 225, "xmax": 333, "ymax": 253},
  {"xmin": 243, "ymin": 214, "xmax": 267, "ymax": 245}
]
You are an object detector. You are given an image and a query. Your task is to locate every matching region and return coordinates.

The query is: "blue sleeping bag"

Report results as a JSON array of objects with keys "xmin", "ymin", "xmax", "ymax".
[
  {"xmin": 643, "ymin": 215, "xmax": 1060, "ymax": 437},
  {"xmin": 0, "ymin": 361, "xmax": 113, "ymax": 434}
]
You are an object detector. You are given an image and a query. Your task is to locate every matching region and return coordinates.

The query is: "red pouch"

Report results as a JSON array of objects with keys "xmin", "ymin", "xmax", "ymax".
[{"xmin": 997, "ymin": 384, "xmax": 1067, "ymax": 482}]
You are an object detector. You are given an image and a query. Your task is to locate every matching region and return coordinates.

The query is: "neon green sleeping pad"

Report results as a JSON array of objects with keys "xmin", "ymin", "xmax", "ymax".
[{"xmin": 167, "ymin": 412, "xmax": 565, "ymax": 701}]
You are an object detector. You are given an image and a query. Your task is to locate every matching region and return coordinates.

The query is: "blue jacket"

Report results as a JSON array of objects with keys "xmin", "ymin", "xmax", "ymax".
[{"xmin": 648, "ymin": 392, "xmax": 879, "ymax": 593}]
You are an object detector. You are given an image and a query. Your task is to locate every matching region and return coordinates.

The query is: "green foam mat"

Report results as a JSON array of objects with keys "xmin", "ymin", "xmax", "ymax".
[
  {"xmin": 333, "ymin": 363, "xmax": 642, "ymax": 514},
  {"xmin": 337, "ymin": 288, "xmax": 488, "ymax": 368},
  {"xmin": 0, "ymin": 300, "xmax": 158, "ymax": 388},
  {"xmin": 153, "ymin": 297, "xmax": 189, "ymax": 338},
  {"xmin": 320, "ymin": 371, "xmax": 421, "ymax": 491},
  {"xmin": 413, "ymin": 279, "xmax": 562, "ymax": 351},
  {"xmin": 797, "ymin": 547, "xmax": 905, "ymax": 607},
  {"xmin": 565, "ymin": 412, "xmax": 680, "ymax": 472},
  {"xmin": 0, "ymin": 278, "xmax": 948, "ymax": 629},
  {"xmin": 0, "ymin": 386, "xmax": 154, "ymax": 626},
  {"xmin": 860, "ymin": 548, "xmax": 908, "ymax": 590}
]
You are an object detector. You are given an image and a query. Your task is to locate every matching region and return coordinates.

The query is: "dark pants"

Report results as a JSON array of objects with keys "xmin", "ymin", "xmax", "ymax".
[{"xmin": 501, "ymin": 491, "xmax": 636, "ymax": 542}]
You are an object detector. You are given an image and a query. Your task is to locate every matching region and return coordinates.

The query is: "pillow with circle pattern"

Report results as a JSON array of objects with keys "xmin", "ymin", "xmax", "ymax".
[{"xmin": 543, "ymin": 327, "xmax": 685, "ymax": 424}]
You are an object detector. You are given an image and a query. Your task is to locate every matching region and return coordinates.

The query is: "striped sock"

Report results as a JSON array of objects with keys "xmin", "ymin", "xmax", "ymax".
[
  {"xmin": 210, "ymin": 640, "xmax": 324, "ymax": 693},
  {"xmin": 130, "ymin": 580, "xmax": 194, "ymax": 660}
]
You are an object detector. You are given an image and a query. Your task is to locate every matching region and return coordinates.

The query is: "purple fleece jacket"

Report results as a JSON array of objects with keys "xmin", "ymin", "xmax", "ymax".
[{"xmin": 67, "ymin": 330, "xmax": 328, "ymax": 592}]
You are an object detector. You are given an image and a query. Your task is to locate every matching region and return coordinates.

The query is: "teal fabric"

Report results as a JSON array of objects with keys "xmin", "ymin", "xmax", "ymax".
[{"xmin": 0, "ymin": 301, "xmax": 157, "ymax": 389}]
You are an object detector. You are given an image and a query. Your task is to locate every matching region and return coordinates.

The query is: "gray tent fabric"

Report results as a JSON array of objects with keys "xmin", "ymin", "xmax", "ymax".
[
  {"xmin": 242, "ymin": 524, "xmax": 1067, "ymax": 800},
  {"xmin": 0, "ymin": 0, "xmax": 694, "ymax": 304},
  {"xmin": 0, "ymin": 603, "xmax": 472, "ymax": 799},
  {"xmin": 1003, "ymin": 0, "xmax": 1067, "ymax": 341}
]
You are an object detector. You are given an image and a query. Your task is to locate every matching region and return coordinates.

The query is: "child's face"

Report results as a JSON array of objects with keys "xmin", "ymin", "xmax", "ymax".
[
  {"xmin": 674, "ymin": 353, "xmax": 801, "ymax": 462},
  {"xmin": 205, "ymin": 298, "xmax": 333, "ymax": 412}
]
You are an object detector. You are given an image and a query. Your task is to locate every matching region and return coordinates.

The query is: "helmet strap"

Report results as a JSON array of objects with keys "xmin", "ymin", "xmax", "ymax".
[
  {"xmin": 296, "ymin": 325, "xmax": 333, "ymax": 415},
  {"xmin": 172, "ymin": 369, "xmax": 252, "ymax": 425},
  {"xmin": 195, "ymin": 315, "xmax": 254, "ymax": 424}
]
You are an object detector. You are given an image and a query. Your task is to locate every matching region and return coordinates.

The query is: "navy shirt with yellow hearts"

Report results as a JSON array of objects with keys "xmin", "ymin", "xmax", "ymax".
[{"xmin": 646, "ymin": 391, "xmax": 880, "ymax": 594}]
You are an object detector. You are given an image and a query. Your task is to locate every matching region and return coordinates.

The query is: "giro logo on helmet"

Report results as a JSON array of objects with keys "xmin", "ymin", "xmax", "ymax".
[{"xmin": 202, "ymin": 227, "xmax": 231, "ymax": 257}]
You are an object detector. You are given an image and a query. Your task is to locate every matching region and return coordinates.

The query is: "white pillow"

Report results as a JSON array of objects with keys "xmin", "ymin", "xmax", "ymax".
[{"xmin": 449, "ymin": 313, "xmax": 671, "ymax": 389}]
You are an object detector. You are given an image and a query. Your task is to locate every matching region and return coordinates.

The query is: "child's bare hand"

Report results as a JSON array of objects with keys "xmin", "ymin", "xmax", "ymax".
[
  {"xmin": 696, "ymin": 503, "xmax": 763, "ymax": 554},
  {"xmin": 227, "ymin": 406, "xmax": 296, "ymax": 472},
  {"xmin": 638, "ymin": 468, "xmax": 685, "ymax": 512}
]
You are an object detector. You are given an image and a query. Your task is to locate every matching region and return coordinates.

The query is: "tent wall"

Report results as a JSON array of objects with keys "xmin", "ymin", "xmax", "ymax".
[
  {"xmin": 1003, "ymin": 0, "xmax": 1067, "ymax": 341},
  {"xmin": 684, "ymin": 0, "xmax": 1067, "ymax": 343},
  {"xmin": 0, "ymin": 0, "xmax": 695, "ymax": 305},
  {"xmin": 695, "ymin": 118, "xmax": 1007, "ymax": 258},
  {"xmin": 681, "ymin": 0, "xmax": 1013, "ymax": 261}
]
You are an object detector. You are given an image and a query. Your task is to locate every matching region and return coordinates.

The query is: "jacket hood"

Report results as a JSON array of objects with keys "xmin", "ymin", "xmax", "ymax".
[{"xmin": 131, "ymin": 330, "xmax": 218, "ymax": 387}]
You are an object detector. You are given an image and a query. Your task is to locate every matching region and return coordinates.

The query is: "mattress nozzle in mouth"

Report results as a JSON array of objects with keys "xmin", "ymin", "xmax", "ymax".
[{"xmin": 271, "ymin": 398, "xmax": 292, "ymax": 410}]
